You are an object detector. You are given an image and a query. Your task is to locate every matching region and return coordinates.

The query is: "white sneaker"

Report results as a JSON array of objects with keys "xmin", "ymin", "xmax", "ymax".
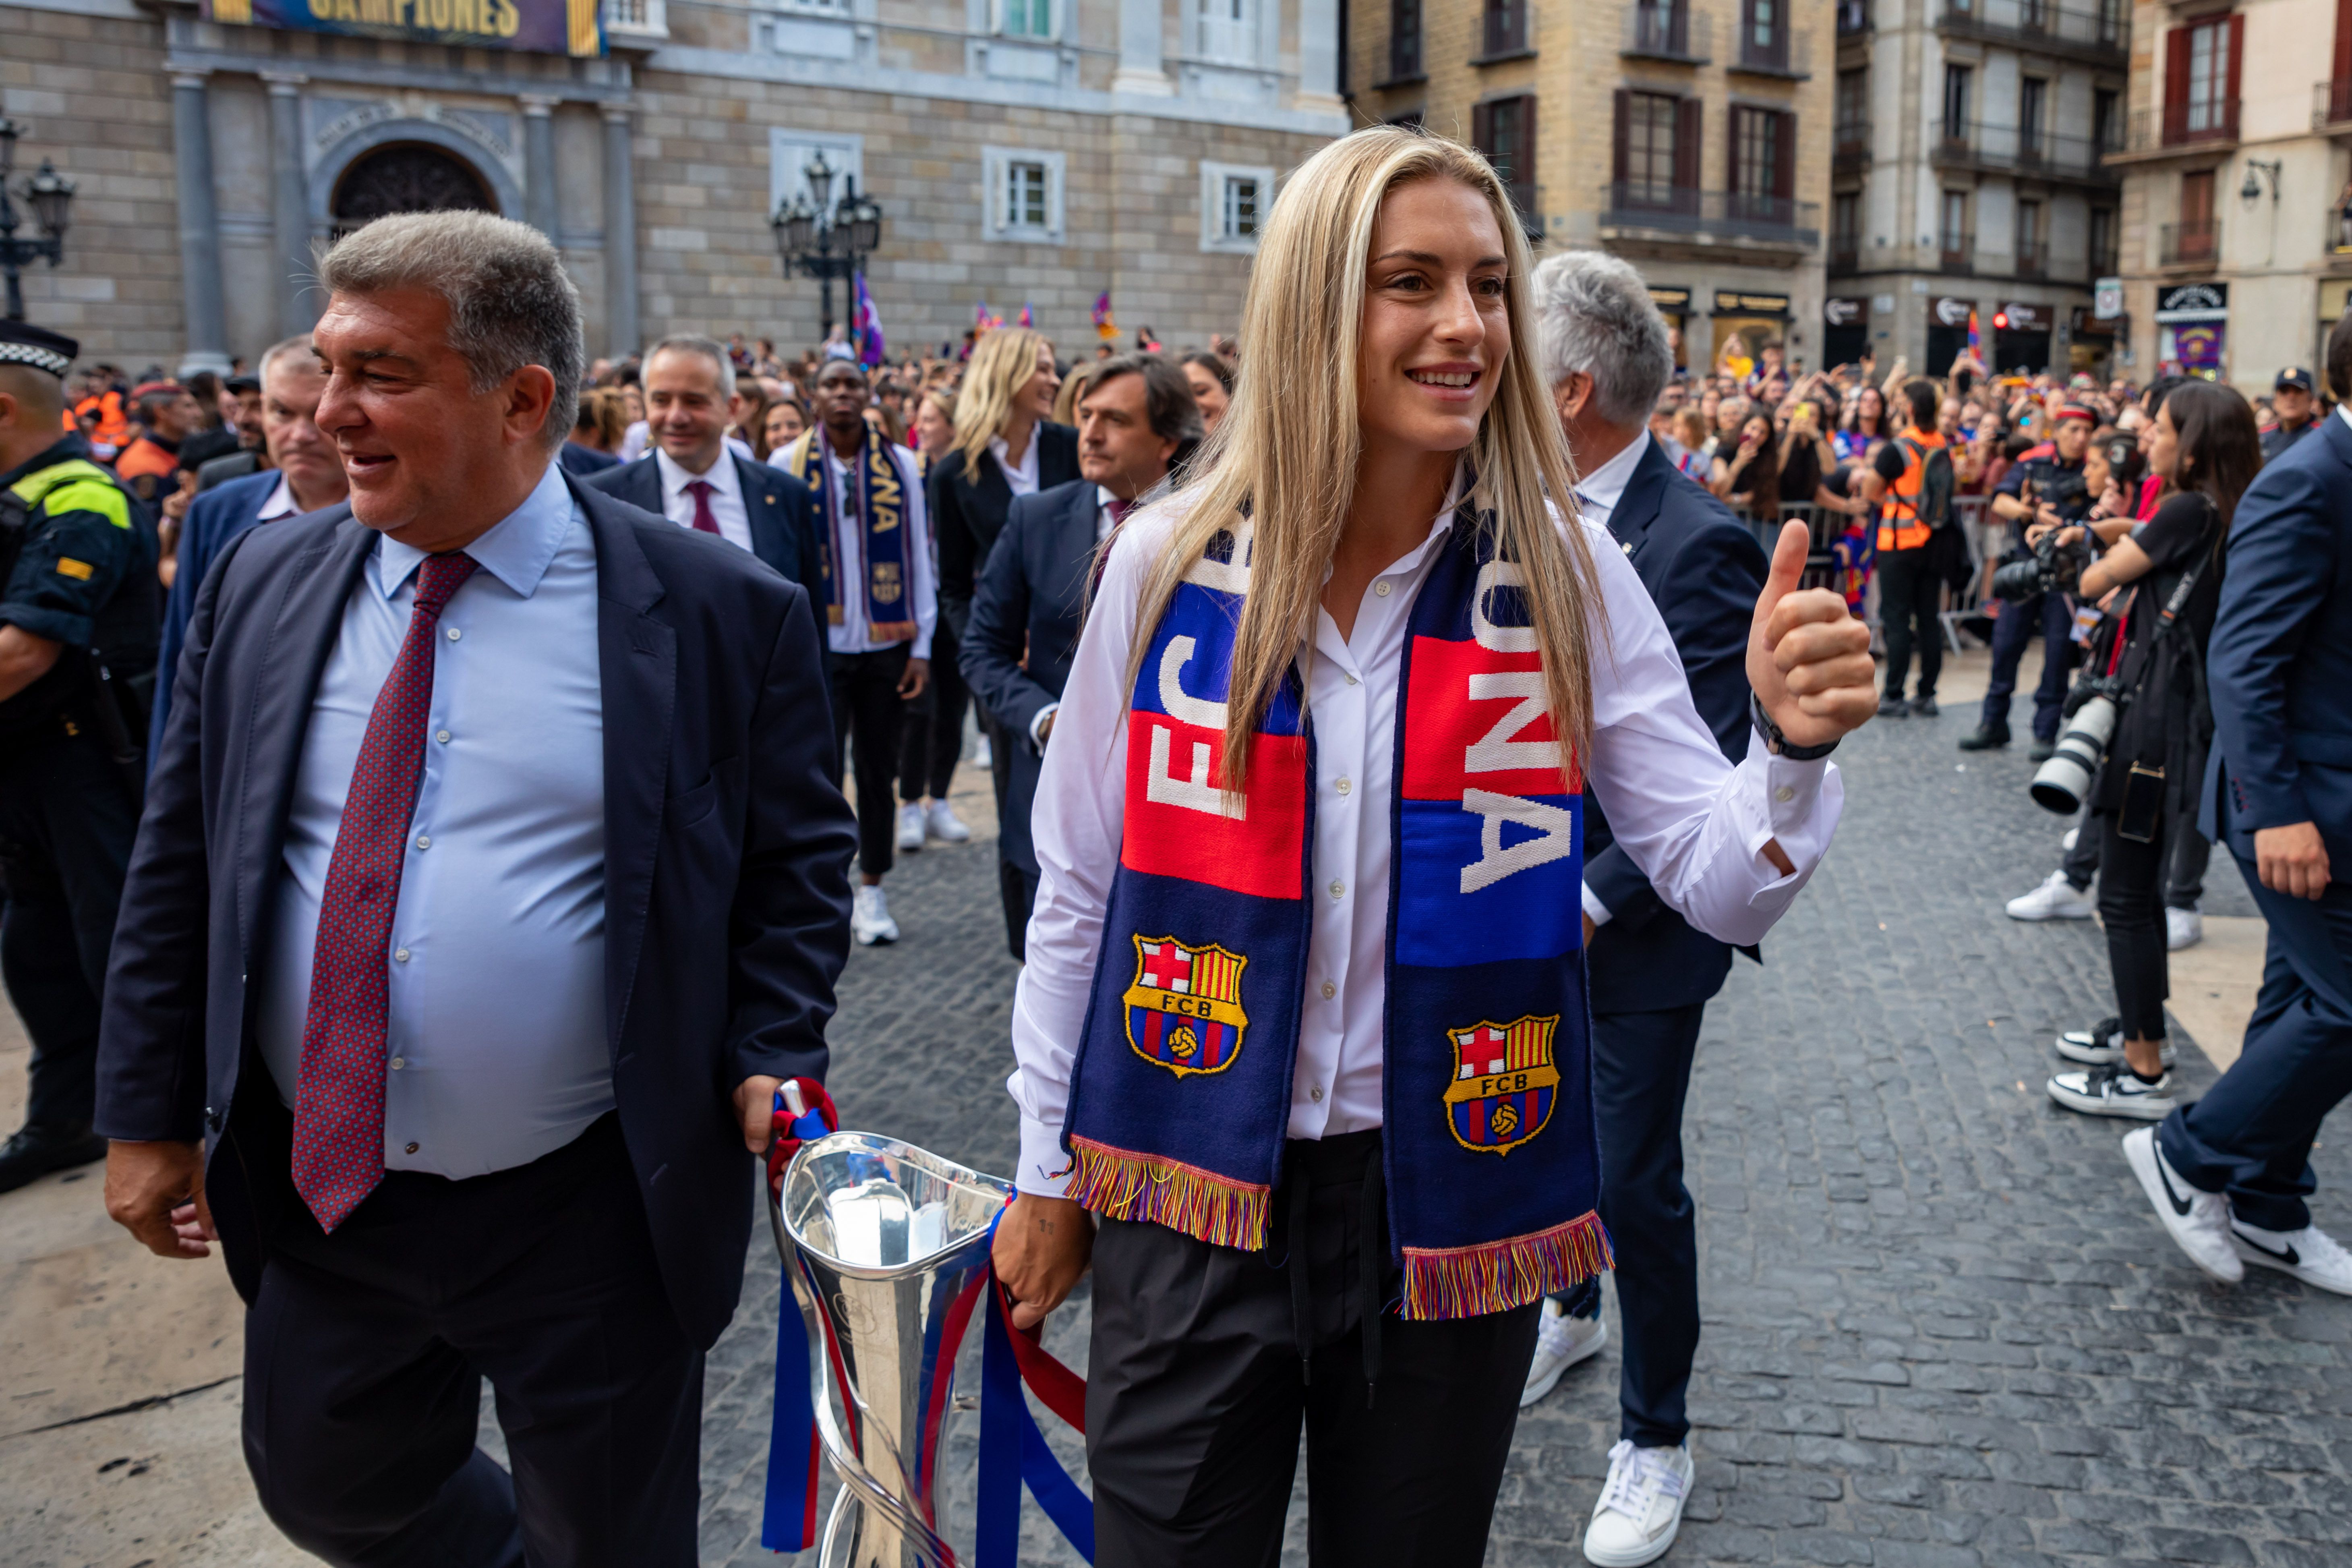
[
  {"xmin": 2167, "ymin": 905, "xmax": 2204, "ymax": 952},
  {"xmin": 2047, "ymin": 1065, "xmax": 2176, "ymax": 1120},
  {"xmin": 1583, "ymin": 1440, "xmax": 1693, "ymax": 1567},
  {"xmin": 1520, "ymin": 1298, "xmax": 1608, "ymax": 1408},
  {"xmin": 2062, "ymin": 826, "xmax": 2079, "ymax": 851},
  {"xmin": 925, "ymin": 799, "xmax": 972, "ymax": 844},
  {"xmin": 2056, "ymin": 1018, "xmax": 2176, "ymax": 1069},
  {"xmin": 971, "ymin": 732, "xmax": 993, "ymax": 771},
  {"xmin": 896, "ymin": 802, "xmax": 926, "ymax": 853},
  {"xmin": 2007, "ymin": 870, "xmax": 2095, "ymax": 921},
  {"xmin": 2232, "ymin": 1221, "xmax": 2352, "ymax": 1295},
  {"xmin": 851, "ymin": 884, "xmax": 900, "ymax": 946},
  {"xmin": 2123, "ymin": 1127, "xmax": 2243, "ymax": 1284}
]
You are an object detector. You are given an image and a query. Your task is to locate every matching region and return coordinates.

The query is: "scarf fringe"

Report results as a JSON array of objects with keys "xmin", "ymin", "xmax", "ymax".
[
  {"xmin": 1068, "ymin": 1137, "xmax": 1270, "ymax": 1251},
  {"xmin": 1399, "ymin": 1210, "xmax": 1614, "ymax": 1322}
]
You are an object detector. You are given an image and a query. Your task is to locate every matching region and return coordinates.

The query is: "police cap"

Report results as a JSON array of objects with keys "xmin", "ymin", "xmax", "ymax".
[
  {"xmin": 0, "ymin": 321, "xmax": 78, "ymax": 379},
  {"xmin": 2276, "ymin": 366, "xmax": 2316, "ymax": 391}
]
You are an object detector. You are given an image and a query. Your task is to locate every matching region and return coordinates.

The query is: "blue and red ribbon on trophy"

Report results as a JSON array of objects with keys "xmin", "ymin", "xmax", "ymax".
[{"xmin": 760, "ymin": 1079, "xmax": 839, "ymax": 1553}]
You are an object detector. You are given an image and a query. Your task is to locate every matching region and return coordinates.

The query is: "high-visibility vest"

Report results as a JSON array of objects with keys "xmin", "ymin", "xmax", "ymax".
[
  {"xmin": 70, "ymin": 390, "xmax": 133, "ymax": 449},
  {"xmin": 1877, "ymin": 429, "xmax": 1947, "ymax": 552}
]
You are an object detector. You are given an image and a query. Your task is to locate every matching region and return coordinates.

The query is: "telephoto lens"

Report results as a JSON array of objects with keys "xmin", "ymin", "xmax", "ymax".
[{"xmin": 2031, "ymin": 695, "xmax": 2118, "ymax": 814}]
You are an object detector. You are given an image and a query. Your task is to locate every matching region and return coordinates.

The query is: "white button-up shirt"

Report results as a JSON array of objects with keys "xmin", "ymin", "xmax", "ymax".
[
  {"xmin": 824, "ymin": 437, "xmax": 937, "ymax": 660},
  {"xmin": 652, "ymin": 446, "xmax": 753, "ymax": 554},
  {"xmin": 1564, "ymin": 427, "xmax": 1652, "ymax": 928},
  {"xmin": 990, "ymin": 431, "xmax": 1042, "ymax": 498},
  {"xmin": 1005, "ymin": 494, "xmax": 1843, "ymax": 1196},
  {"xmin": 255, "ymin": 472, "xmax": 302, "ymax": 522}
]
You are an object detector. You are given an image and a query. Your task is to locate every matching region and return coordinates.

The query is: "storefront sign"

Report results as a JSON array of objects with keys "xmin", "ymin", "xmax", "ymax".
[
  {"xmin": 1998, "ymin": 302, "xmax": 2052, "ymax": 332},
  {"xmin": 1824, "ymin": 296, "xmax": 1866, "ymax": 327},
  {"xmin": 1647, "ymin": 286, "xmax": 1692, "ymax": 311},
  {"xmin": 2093, "ymin": 277, "xmax": 2124, "ymax": 320},
  {"xmin": 1714, "ymin": 290, "xmax": 1791, "ymax": 316},
  {"xmin": 2070, "ymin": 306, "xmax": 2118, "ymax": 336},
  {"xmin": 204, "ymin": 0, "xmax": 603, "ymax": 56},
  {"xmin": 1930, "ymin": 296, "xmax": 1976, "ymax": 328},
  {"xmin": 2154, "ymin": 283, "xmax": 2229, "ymax": 323}
]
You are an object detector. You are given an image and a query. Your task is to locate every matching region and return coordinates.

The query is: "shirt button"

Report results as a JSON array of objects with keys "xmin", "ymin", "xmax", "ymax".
[
  {"xmin": 405, "ymin": 1142, "xmax": 420, "ymax": 1155},
  {"xmin": 1774, "ymin": 785, "xmax": 1796, "ymax": 803},
  {"xmin": 1334, "ymin": 777, "xmax": 1352, "ymax": 795},
  {"xmin": 1321, "ymin": 980, "xmax": 1336, "ymax": 999},
  {"xmin": 1328, "ymin": 879, "xmax": 1345, "ymax": 900},
  {"xmin": 436, "ymin": 729, "xmax": 451, "ymax": 744},
  {"xmin": 415, "ymin": 835, "xmax": 431, "ymax": 850},
  {"xmin": 1311, "ymin": 1084, "xmax": 1325, "ymax": 1102},
  {"xmin": 1373, "ymin": 580, "xmax": 1393, "ymax": 597},
  {"xmin": 394, "ymin": 947, "xmax": 410, "ymax": 962},
  {"xmin": 389, "ymin": 1056, "xmax": 405, "ymax": 1070},
  {"xmin": 1344, "ymin": 673, "xmax": 1359, "ymax": 686}
]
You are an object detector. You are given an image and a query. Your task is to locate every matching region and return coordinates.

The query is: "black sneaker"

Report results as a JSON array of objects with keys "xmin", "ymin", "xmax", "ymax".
[
  {"xmin": 1914, "ymin": 696, "xmax": 1939, "ymax": 717},
  {"xmin": 2027, "ymin": 737, "xmax": 2058, "ymax": 762},
  {"xmin": 1877, "ymin": 695, "xmax": 1911, "ymax": 718},
  {"xmin": 0, "ymin": 1123, "xmax": 109, "ymax": 1194},
  {"xmin": 1957, "ymin": 726, "xmax": 2010, "ymax": 751}
]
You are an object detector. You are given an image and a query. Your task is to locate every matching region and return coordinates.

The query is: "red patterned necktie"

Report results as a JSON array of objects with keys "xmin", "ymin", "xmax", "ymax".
[
  {"xmin": 290, "ymin": 550, "xmax": 478, "ymax": 1231},
  {"xmin": 1092, "ymin": 498, "xmax": 1135, "ymax": 592},
  {"xmin": 685, "ymin": 478, "xmax": 721, "ymax": 534}
]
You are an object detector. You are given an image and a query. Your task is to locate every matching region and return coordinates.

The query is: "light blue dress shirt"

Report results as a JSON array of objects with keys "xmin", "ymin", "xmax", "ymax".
[{"xmin": 256, "ymin": 460, "xmax": 614, "ymax": 1179}]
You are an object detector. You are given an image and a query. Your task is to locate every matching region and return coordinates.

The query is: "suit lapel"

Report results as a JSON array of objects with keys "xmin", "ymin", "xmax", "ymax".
[
  {"xmin": 1602, "ymin": 439, "xmax": 1675, "ymax": 565},
  {"xmin": 576, "ymin": 476, "xmax": 677, "ymax": 1052},
  {"xmin": 235, "ymin": 510, "xmax": 375, "ymax": 969},
  {"xmin": 735, "ymin": 454, "xmax": 788, "ymax": 570}
]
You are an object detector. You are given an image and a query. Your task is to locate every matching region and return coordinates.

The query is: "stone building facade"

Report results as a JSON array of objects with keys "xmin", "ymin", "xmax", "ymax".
[
  {"xmin": 1830, "ymin": 0, "xmax": 2129, "ymax": 379},
  {"xmin": 0, "ymin": 0, "xmax": 1346, "ymax": 372},
  {"xmin": 1346, "ymin": 0, "xmax": 1832, "ymax": 377},
  {"xmin": 2108, "ymin": 0, "xmax": 2351, "ymax": 394}
]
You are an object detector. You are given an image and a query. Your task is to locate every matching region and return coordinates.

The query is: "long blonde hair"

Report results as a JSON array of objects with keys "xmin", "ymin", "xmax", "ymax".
[
  {"xmin": 1127, "ymin": 125, "xmax": 1601, "ymax": 794},
  {"xmin": 951, "ymin": 326, "xmax": 1053, "ymax": 468}
]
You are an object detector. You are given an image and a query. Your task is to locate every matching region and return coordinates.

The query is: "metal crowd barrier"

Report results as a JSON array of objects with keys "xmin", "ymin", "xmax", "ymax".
[{"xmin": 1729, "ymin": 494, "xmax": 2007, "ymax": 654}]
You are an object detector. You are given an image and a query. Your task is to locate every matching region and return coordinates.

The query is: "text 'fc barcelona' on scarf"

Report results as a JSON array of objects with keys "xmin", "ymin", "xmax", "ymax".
[
  {"xmin": 784, "ymin": 429, "xmax": 915, "ymax": 642},
  {"xmin": 1061, "ymin": 507, "xmax": 1614, "ymax": 1320}
]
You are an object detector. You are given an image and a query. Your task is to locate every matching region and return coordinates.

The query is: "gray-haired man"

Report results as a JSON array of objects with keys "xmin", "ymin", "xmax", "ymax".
[
  {"xmin": 1523, "ymin": 250, "xmax": 1771, "ymax": 1568},
  {"xmin": 97, "ymin": 212, "xmax": 855, "ymax": 1566}
]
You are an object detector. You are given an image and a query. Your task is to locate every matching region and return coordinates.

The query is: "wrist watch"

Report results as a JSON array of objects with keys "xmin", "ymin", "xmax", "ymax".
[{"xmin": 1752, "ymin": 691, "xmax": 1841, "ymax": 761}]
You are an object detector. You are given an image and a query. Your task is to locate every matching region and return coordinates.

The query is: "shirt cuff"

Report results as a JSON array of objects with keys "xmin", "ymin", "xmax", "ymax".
[
  {"xmin": 1017, "ymin": 1113, "xmax": 1079, "ymax": 1198},
  {"xmin": 1581, "ymin": 881, "xmax": 1614, "ymax": 928},
  {"xmin": 911, "ymin": 631, "xmax": 933, "ymax": 661},
  {"xmin": 1029, "ymin": 701, "xmax": 1060, "ymax": 751}
]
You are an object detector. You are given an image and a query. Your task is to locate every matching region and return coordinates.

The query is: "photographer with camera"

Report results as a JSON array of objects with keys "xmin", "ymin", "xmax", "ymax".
[
  {"xmin": 1961, "ymin": 404, "xmax": 2098, "ymax": 758},
  {"xmin": 2043, "ymin": 381, "xmax": 2258, "ymax": 1121},
  {"xmin": 1858, "ymin": 378, "xmax": 1955, "ymax": 717}
]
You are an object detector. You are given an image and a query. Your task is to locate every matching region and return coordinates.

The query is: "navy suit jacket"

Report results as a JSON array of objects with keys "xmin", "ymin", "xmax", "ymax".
[
  {"xmin": 151, "ymin": 468, "xmax": 282, "ymax": 761},
  {"xmin": 928, "ymin": 424, "xmax": 1082, "ymax": 641},
  {"xmin": 95, "ymin": 474, "xmax": 858, "ymax": 1351},
  {"xmin": 1584, "ymin": 437, "xmax": 1771, "ymax": 1015},
  {"xmin": 585, "ymin": 452, "xmax": 825, "ymax": 605},
  {"xmin": 2201, "ymin": 410, "xmax": 2352, "ymax": 875},
  {"xmin": 961, "ymin": 477, "xmax": 1099, "ymax": 875}
]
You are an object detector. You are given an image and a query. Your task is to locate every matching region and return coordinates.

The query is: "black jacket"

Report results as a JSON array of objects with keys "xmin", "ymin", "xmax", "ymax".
[
  {"xmin": 961, "ymin": 477, "xmax": 1101, "ymax": 874},
  {"xmin": 95, "ymin": 473, "xmax": 857, "ymax": 1351},
  {"xmin": 585, "ymin": 452, "xmax": 826, "ymax": 605},
  {"xmin": 928, "ymin": 423, "xmax": 1080, "ymax": 640}
]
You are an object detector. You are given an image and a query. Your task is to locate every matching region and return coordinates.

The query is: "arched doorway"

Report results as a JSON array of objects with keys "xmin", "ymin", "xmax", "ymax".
[{"xmin": 330, "ymin": 143, "xmax": 498, "ymax": 239}]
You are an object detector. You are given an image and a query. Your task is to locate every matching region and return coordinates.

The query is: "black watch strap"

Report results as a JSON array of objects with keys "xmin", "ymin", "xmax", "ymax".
[{"xmin": 1752, "ymin": 691, "xmax": 1841, "ymax": 761}]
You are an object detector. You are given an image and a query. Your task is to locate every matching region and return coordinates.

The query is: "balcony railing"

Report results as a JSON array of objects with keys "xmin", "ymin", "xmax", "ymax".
[
  {"xmin": 2124, "ymin": 100, "xmax": 2241, "ymax": 152},
  {"xmin": 1936, "ymin": 0, "xmax": 2126, "ymax": 61},
  {"xmin": 1830, "ymin": 238, "xmax": 1861, "ymax": 271},
  {"xmin": 1833, "ymin": 119, "xmax": 1872, "ymax": 171},
  {"xmin": 1836, "ymin": 0, "xmax": 1870, "ymax": 35},
  {"xmin": 1623, "ymin": 3, "xmax": 1711, "ymax": 62},
  {"xmin": 2160, "ymin": 219, "xmax": 2220, "ymax": 266},
  {"xmin": 1940, "ymin": 232, "xmax": 1975, "ymax": 273},
  {"xmin": 2015, "ymin": 241, "xmax": 2048, "ymax": 278},
  {"xmin": 2316, "ymin": 78, "xmax": 2352, "ymax": 130},
  {"xmin": 1934, "ymin": 118, "xmax": 2120, "ymax": 182},
  {"xmin": 1733, "ymin": 25, "xmax": 1809, "ymax": 75},
  {"xmin": 601, "ymin": 0, "xmax": 667, "ymax": 39},
  {"xmin": 1599, "ymin": 183, "xmax": 1822, "ymax": 248}
]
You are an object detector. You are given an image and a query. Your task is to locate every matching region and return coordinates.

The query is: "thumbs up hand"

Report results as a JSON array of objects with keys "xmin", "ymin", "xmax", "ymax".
[{"xmin": 1747, "ymin": 519, "xmax": 1878, "ymax": 750}]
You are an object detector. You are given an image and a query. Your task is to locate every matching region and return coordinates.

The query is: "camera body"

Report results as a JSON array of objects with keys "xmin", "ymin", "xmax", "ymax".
[
  {"xmin": 1990, "ymin": 525, "xmax": 2095, "ymax": 602},
  {"xmin": 2017, "ymin": 457, "xmax": 2094, "ymax": 523}
]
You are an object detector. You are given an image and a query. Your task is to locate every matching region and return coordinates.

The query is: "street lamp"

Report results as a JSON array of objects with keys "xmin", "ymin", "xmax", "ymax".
[
  {"xmin": 2241, "ymin": 157, "xmax": 2282, "ymax": 207},
  {"xmin": 0, "ymin": 120, "xmax": 76, "ymax": 322},
  {"xmin": 771, "ymin": 150, "xmax": 884, "ymax": 337}
]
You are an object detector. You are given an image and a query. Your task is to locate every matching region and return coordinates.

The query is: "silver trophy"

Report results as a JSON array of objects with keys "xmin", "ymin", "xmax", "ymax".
[{"xmin": 772, "ymin": 1129, "xmax": 1013, "ymax": 1568}]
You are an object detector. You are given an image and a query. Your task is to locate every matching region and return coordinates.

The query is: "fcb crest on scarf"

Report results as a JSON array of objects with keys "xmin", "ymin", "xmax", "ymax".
[
  {"xmin": 1442, "ymin": 1015, "xmax": 1560, "ymax": 1155},
  {"xmin": 1122, "ymin": 936, "xmax": 1248, "ymax": 1077}
]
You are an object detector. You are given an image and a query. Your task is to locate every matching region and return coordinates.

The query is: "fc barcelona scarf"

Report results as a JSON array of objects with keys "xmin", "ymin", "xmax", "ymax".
[
  {"xmin": 1061, "ymin": 508, "xmax": 1613, "ymax": 1321},
  {"xmin": 783, "ymin": 430, "xmax": 915, "ymax": 642}
]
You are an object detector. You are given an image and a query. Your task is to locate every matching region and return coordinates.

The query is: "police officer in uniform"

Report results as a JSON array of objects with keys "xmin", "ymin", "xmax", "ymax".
[{"xmin": 0, "ymin": 322, "xmax": 157, "ymax": 1191}]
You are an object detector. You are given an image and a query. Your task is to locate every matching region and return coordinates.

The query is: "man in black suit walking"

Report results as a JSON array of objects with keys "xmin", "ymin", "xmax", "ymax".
[
  {"xmin": 961, "ymin": 354, "xmax": 1200, "ymax": 959},
  {"xmin": 1522, "ymin": 252, "xmax": 1775, "ymax": 1568},
  {"xmin": 585, "ymin": 334, "xmax": 823, "ymax": 600},
  {"xmin": 96, "ymin": 212, "xmax": 856, "ymax": 1566}
]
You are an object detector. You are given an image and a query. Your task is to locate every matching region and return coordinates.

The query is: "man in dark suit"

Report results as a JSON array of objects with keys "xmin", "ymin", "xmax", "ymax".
[
  {"xmin": 151, "ymin": 334, "xmax": 348, "ymax": 759},
  {"xmin": 585, "ymin": 334, "xmax": 822, "ymax": 601},
  {"xmin": 97, "ymin": 212, "xmax": 856, "ymax": 1566},
  {"xmin": 961, "ymin": 353, "xmax": 1200, "ymax": 959},
  {"xmin": 1524, "ymin": 252, "xmax": 1774, "ymax": 1568},
  {"xmin": 2128, "ymin": 322, "xmax": 2352, "ymax": 1297}
]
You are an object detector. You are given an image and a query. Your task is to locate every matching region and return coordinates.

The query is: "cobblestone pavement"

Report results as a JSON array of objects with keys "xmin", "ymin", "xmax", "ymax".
[{"xmin": 685, "ymin": 707, "xmax": 2352, "ymax": 1568}]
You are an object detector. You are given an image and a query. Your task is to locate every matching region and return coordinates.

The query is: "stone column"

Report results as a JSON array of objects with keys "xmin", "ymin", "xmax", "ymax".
[
  {"xmin": 263, "ymin": 72, "xmax": 313, "ymax": 337},
  {"xmin": 521, "ymin": 95, "xmax": 560, "ymax": 240},
  {"xmin": 602, "ymin": 106, "xmax": 640, "ymax": 358},
  {"xmin": 1112, "ymin": 0, "xmax": 1172, "ymax": 95},
  {"xmin": 1294, "ymin": 0, "xmax": 1342, "ymax": 112},
  {"xmin": 170, "ymin": 69, "xmax": 231, "ymax": 376}
]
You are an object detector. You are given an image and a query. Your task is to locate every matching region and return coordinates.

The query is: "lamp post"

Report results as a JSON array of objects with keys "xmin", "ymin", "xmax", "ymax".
[
  {"xmin": 771, "ymin": 149, "xmax": 883, "ymax": 338},
  {"xmin": 0, "ymin": 121, "xmax": 76, "ymax": 323}
]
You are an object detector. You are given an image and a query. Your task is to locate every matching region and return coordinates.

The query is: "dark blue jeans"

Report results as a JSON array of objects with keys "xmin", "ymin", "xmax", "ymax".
[
  {"xmin": 1555, "ymin": 1000, "xmax": 1707, "ymax": 1448},
  {"xmin": 2160, "ymin": 856, "xmax": 2352, "ymax": 1231},
  {"xmin": 1980, "ymin": 587, "xmax": 2073, "ymax": 742}
]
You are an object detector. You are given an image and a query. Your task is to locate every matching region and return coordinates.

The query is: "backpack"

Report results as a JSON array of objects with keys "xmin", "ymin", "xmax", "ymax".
[{"xmin": 1896, "ymin": 436, "xmax": 1956, "ymax": 531}]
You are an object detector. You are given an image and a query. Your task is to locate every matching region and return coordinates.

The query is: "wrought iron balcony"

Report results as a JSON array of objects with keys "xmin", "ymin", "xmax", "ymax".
[
  {"xmin": 1732, "ymin": 25, "xmax": 1810, "ymax": 76},
  {"xmin": 2159, "ymin": 219, "xmax": 2220, "ymax": 267},
  {"xmin": 1834, "ymin": 119, "xmax": 1873, "ymax": 172},
  {"xmin": 1623, "ymin": 3, "xmax": 1711, "ymax": 62},
  {"xmin": 1936, "ymin": 0, "xmax": 2126, "ymax": 64},
  {"xmin": 2015, "ymin": 241, "xmax": 2048, "ymax": 279},
  {"xmin": 1599, "ymin": 184, "xmax": 1821, "ymax": 250},
  {"xmin": 1933, "ymin": 118, "xmax": 2120, "ymax": 184},
  {"xmin": 2123, "ymin": 100, "xmax": 2240, "ymax": 153},
  {"xmin": 2316, "ymin": 78, "xmax": 2352, "ymax": 131},
  {"xmin": 1939, "ymin": 232, "xmax": 1975, "ymax": 274}
]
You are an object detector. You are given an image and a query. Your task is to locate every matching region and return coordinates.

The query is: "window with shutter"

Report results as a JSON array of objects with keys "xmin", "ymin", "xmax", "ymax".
[
  {"xmin": 1483, "ymin": 0, "xmax": 1526, "ymax": 56},
  {"xmin": 1390, "ymin": 0, "xmax": 1423, "ymax": 79},
  {"xmin": 1621, "ymin": 91, "xmax": 1679, "ymax": 208},
  {"xmin": 1731, "ymin": 105, "xmax": 1779, "ymax": 221},
  {"xmin": 1477, "ymin": 96, "xmax": 1535, "ymax": 217}
]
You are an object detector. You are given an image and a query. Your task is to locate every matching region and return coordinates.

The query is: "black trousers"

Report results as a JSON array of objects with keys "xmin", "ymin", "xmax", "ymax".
[
  {"xmin": 1980, "ymin": 587, "xmax": 2072, "ymax": 742},
  {"xmin": 1086, "ymin": 1131, "xmax": 1539, "ymax": 1568},
  {"xmin": 1000, "ymin": 859, "xmax": 1039, "ymax": 963},
  {"xmin": 1876, "ymin": 547, "xmax": 1942, "ymax": 702},
  {"xmin": 828, "ymin": 643, "xmax": 913, "ymax": 878},
  {"xmin": 2162, "ymin": 858, "xmax": 2352, "ymax": 1231},
  {"xmin": 1555, "ymin": 1001, "xmax": 1706, "ymax": 1447},
  {"xmin": 2093, "ymin": 808, "xmax": 2171, "ymax": 1042},
  {"xmin": 898, "ymin": 617, "xmax": 966, "ymax": 803},
  {"xmin": 240, "ymin": 1110, "xmax": 702, "ymax": 1568},
  {"xmin": 0, "ymin": 722, "xmax": 141, "ymax": 1131},
  {"xmin": 2062, "ymin": 801, "xmax": 2209, "ymax": 911}
]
